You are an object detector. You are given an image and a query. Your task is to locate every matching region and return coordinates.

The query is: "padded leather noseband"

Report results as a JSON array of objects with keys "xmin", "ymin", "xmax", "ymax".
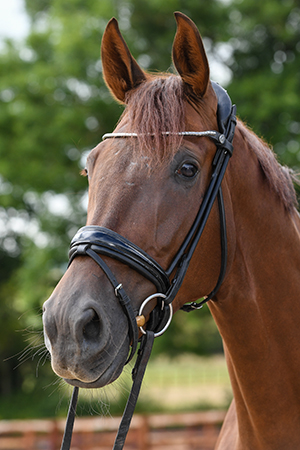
[{"xmin": 69, "ymin": 226, "xmax": 170, "ymax": 293}]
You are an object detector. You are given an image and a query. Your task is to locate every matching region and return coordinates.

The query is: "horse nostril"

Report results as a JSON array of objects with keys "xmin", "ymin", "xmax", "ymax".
[{"xmin": 83, "ymin": 309, "xmax": 101, "ymax": 341}]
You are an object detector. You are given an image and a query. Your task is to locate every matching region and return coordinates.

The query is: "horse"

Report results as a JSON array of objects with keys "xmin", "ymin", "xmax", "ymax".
[{"xmin": 42, "ymin": 11, "xmax": 300, "ymax": 450}]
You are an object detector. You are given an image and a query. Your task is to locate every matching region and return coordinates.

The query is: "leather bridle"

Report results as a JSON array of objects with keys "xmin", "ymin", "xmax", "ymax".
[{"xmin": 60, "ymin": 81, "xmax": 237, "ymax": 450}]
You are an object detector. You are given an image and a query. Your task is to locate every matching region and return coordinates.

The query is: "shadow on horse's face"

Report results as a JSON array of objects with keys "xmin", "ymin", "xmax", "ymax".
[{"xmin": 43, "ymin": 13, "xmax": 222, "ymax": 388}]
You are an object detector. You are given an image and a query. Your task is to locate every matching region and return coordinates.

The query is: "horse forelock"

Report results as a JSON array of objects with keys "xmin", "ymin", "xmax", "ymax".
[
  {"xmin": 121, "ymin": 75, "xmax": 185, "ymax": 164},
  {"xmin": 112, "ymin": 74, "xmax": 211, "ymax": 166}
]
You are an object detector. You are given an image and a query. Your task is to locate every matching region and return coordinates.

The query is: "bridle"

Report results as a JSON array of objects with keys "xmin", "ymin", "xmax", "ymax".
[{"xmin": 60, "ymin": 81, "xmax": 237, "ymax": 450}]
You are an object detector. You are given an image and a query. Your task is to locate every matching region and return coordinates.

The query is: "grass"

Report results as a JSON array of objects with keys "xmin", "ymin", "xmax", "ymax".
[
  {"xmin": 78, "ymin": 354, "xmax": 232, "ymax": 416},
  {"xmin": 0, "ymin": 354, "xmax": 232, "ymax": 419}
]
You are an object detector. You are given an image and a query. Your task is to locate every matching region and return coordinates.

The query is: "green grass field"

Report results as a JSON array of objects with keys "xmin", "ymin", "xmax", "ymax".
[
  {"xmin": 0, "ymin": 354, "xmax": 232, "ymax": 419},
  {"xmin": 78, "ymin": 354, "xmax": 232, "ymax": 416}
]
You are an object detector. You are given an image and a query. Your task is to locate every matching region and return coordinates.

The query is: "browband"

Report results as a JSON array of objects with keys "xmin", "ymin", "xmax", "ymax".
[
  {"xmin": 102, "ymin": 130, "xmax": 224, "ymax": 141},
  {"xmin": 102, "ymin": 82, "xmax": 234, "ymax": 156}
]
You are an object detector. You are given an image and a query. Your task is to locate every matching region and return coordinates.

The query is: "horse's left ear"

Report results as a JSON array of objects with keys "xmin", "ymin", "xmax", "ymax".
[
  {"xmin": 101, "ymin": 18, "xmax": 147, "ymax": 103},
  {"xmin": 172, "ymin": 12, "xmax": 209, "ymax": 97}
]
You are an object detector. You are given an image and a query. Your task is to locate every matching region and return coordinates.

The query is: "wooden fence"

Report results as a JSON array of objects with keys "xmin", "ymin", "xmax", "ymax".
[{"xmin": 0, "ymin": 410, "xmax": 226, "ymax": 450}]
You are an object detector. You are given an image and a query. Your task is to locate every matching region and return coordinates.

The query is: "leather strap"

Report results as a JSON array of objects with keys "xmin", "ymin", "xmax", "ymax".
[
  {"xmin": 60, "ymin": 332, "xmax": 154, "ymax": 450},
  {"xmin": 60, "ymin": 386, "xmax": 79, "ymax": 450},
  {"xmin": 69, "ymin": 227, "xmax": 170, "ymax": 293},
  {"xmin": 180, "ymin": 187, "xmax": 227, "ymax": 311},
  {"xmin": 113, "ymin": 331, "xmax": 154, "ymax": 449}
]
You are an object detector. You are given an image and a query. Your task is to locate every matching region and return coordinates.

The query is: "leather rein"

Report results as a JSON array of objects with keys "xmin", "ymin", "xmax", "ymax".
[{"xmin": 60, "ymin": 81, "xmax": 237, "ymax": 450}]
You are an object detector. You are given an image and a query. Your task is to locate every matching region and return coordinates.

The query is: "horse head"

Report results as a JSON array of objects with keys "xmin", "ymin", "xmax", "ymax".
[{"xmin": 43, "ymin": 12, "xmax": 235, "ymax": 389}]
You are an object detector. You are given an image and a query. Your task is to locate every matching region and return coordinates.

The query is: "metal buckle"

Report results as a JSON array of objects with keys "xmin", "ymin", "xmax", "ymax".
[{"xmin": 114, "ymin": 283, "xmax": 123, "ymax": 297}]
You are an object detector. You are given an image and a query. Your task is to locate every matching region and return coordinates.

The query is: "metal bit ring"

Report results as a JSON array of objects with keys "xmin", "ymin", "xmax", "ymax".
[{"xmin": 138, "ymin": 293, "xmax": 173, "ymax": 338}]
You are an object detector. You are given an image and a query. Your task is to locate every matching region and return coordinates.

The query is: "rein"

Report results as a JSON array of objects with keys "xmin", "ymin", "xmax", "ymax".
[{"xmin": 60, "ymin": 81, "xmax": 236, "ymax": 450}]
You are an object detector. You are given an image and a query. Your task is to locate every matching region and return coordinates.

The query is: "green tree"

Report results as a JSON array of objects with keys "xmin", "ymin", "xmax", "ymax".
[
  {"xmin": 226, "ymin": 0, "xmax": 300, "ymax": 167},
  {"xmin": 0, "ymin": 0, "xmax": 299, "ymax": 417}
]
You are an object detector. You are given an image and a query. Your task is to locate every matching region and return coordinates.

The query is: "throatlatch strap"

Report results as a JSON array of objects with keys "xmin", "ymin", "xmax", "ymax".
[{"xmin": 180, "ymin": 186, "xmax": 227, "ymax": 311}]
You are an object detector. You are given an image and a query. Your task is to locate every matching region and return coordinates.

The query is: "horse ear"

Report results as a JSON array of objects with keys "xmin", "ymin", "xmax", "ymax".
[
  {"xmin": 101, "ymin": 18, "xmax": 147, "ymax": 103},
  {"xmin": 172, "ymin": 12, "xmax": 209, "ymax": 97}
]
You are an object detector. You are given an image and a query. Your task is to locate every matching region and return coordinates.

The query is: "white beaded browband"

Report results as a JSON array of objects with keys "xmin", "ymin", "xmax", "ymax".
[{"xmin": 102, "ymin": 130, "xmax": 227, "ymax": 145}]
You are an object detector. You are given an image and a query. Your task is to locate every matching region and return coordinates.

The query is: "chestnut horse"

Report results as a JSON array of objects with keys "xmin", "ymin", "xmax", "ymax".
[{"xmin": 43, "ymin": 12, "xmax": 300, "ymax": 450}]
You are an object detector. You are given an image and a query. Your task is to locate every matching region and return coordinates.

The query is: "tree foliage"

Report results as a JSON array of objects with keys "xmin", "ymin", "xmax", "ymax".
[{"xmin": 0, "ymin": 0, "xmax": 299, "ymax": 417}]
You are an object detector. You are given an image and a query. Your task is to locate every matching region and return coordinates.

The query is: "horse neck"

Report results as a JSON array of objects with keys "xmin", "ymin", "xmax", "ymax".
[{"xmin": 209, "ymin": 122, "xmax": 300, "ymax": 448}]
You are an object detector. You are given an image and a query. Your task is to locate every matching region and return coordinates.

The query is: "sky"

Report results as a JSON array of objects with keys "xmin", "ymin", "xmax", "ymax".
[
  {"xmin": 0, "ymin": 0, "xmax": 232, "ymax": 84},
  {"xmin": 0, "ymin": 0, "xmax": 30, "ymax": 41}
]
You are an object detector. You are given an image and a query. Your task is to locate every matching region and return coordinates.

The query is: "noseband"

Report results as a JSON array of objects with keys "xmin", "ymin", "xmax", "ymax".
[{"xmin": 60, "ymin": 81, "xmax": 237, "ymax": 450}]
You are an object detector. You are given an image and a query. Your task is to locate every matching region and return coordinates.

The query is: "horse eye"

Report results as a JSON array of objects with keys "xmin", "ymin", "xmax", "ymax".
[{"xmin": 176, "ymin": 162, "xmax": 198, "ymax": 179}]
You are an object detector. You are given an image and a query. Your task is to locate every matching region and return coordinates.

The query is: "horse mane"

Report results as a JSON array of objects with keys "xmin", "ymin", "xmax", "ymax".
[
  {"xmin": 239, "ymin": 122, "xmax": 298, "ymax": 212},
  {"xmin": 118, "ymin": 73, "xmax": 298, "ymax": 211}
]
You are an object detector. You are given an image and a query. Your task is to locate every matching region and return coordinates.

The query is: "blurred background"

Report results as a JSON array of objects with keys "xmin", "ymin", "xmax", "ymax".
[{"xmin": 0, "ymin": 0, "xmax": 299, "ymax": 421}]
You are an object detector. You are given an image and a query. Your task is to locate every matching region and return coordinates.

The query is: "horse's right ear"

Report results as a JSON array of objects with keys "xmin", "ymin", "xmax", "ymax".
[
  {"xmin": 101, "ymin": 18, "xmax": 147, "ymax": 103},
  {"xmin": 172, "ymin": 12, "xmax": 209, "ymax": 97}
]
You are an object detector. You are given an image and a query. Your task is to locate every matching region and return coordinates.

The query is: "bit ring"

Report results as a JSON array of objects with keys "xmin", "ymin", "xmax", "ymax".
[{"xmin": 138, "ymin": 293, "xmax": 173, "ymax": 338}]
